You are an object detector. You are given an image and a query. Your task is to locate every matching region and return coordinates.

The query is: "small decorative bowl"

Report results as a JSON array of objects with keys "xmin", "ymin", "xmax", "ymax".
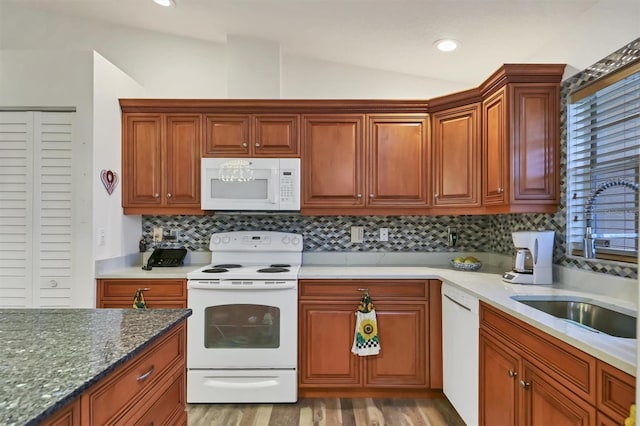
[{"xmin": 450, "ymin": 260, "xmax": 482, "ymax": 271}]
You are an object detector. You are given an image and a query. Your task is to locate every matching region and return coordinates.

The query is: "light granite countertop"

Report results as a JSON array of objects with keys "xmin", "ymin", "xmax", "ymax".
[{"xmin": 0, "ymin": 308, "xmax": 191, "ymax": 426}]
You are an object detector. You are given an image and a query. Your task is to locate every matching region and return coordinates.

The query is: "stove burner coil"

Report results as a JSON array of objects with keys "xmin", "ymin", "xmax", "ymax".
[
  {"xmin": 257, "ymin": 267, "xmax": 289, "ymax": 273},
  {"xmin": 202, "ymin": 268, "xmax": 229, "ymax": 273},
  {"xmin": 270, "ymin": 264, "xmax": 291, "ymax": 268},
  {"xmin": 213, "ymin": 264, "xmax": 242, "ymax": 268}
]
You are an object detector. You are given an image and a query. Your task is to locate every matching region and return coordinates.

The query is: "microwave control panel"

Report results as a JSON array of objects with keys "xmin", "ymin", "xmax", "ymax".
[{"xmin": 278, "ymin": 158, "xmax": 300, "ymax": 210}]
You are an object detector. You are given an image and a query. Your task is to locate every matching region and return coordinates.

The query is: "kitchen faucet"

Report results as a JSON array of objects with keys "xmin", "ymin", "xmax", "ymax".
[{"xmin": 583, "ymin": 179, "xmax": 639, "ymax": 259}]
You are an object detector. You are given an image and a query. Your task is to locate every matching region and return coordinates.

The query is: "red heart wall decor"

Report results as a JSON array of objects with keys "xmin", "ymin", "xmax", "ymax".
[{"xmin": 100, "ymin": 169, "xmax": 119, "ymax": 195}]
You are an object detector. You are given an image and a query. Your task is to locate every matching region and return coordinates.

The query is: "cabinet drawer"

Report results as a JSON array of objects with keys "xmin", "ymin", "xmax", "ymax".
[
  {"xmin": 299, "ymin": 279, "xmax": 428, "ymax": 300},
  {"xmin": 480, "ymin": 302, "xmax": 596, "ymax": 404},
  {"xmin": 98, "ymin": 279, "xmax": 186, "ymax": 299},
  {"xmin": 82, "ymin": 323, "xmax": 185, "ymax": 425},
  {"xmin": 597, "ymin": 360, "xmax": 635, "ymax": 422},
  {"xmin": 133, "ymin": 365, "xmax": 187, "ymax": 426}
]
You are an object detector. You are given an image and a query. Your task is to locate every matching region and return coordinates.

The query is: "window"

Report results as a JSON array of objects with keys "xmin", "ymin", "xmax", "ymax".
[{"xmin": 567, "ymin": 61, "xmax": 640, "ymax": 262}]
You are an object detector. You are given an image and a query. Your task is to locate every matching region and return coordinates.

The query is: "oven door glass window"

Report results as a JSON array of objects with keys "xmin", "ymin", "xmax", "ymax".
[{"xmin": 205, "ymin": 304, "xmax": 280, "ymax": 348}]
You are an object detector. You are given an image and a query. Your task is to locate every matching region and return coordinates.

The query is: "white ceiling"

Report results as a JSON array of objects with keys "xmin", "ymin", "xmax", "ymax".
[{"xmin": 11, "ymin": 0, "xmax": 640, "ymax": 86}]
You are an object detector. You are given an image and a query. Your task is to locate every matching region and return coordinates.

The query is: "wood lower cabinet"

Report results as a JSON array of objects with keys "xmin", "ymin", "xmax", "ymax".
[
  {"xmin": 480, "ymin": 302, "xmax": 635, "ymax": 426},
  {"xmin": 203, "ymin": 114, "xmax": 300, "ymax": 157},
  {"xmin": 122, "ymin": 113, "xmax": 202, "ymax": 215},
  {"xmin": 43, "ymin": 322, "xmax": 187, "ymax": 426},
  {"xmin": 96, "ymin": 279, "xmax": 187, "ymax": 308},
  {"xmin": 298, "ymin": 279, "xmax": 441, "ymax": 397}
]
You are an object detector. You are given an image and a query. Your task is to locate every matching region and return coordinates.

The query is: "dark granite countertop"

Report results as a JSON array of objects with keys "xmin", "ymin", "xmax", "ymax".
[{"xmin": 0, "ymin": 308, "xmax": 191, "ymax": 426}]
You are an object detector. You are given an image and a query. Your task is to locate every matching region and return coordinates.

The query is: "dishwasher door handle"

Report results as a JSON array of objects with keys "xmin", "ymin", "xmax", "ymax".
[{"xmin": 443, "ymin": 294, "xmax": 471, "ymax": 312}]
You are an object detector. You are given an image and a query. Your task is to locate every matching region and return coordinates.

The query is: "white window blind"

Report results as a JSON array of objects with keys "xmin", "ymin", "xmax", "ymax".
[{"xmin": 567, "ymin": 63, "xmax": 640, "ymax": 260}]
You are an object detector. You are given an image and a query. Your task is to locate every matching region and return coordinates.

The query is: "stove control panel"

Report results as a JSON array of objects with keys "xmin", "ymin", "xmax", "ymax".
[{"xmin": 209, "ymin": 231, "xmax": 303, "ymax": 251}]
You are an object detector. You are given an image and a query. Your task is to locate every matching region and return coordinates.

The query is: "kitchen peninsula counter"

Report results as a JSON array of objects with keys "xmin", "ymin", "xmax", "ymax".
[{"xmin": 0, "ymin": 308, "xmax": 191, "ymax": 426}]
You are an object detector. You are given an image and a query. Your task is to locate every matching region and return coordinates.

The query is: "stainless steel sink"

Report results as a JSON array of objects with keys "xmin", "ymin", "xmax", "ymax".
[{"xmin": 510, "ymin": 296, "xmax": 636, "ymax": 338}]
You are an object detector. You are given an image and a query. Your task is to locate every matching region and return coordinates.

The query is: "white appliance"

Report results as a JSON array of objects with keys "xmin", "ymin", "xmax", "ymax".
[
  {"xmin": 442, "ymin": 283, "xmax": 479, "ymax": 426},
  {"xmin": 502, "ymin": 230, "xmax": 554, "ymax": 285},
  {"xmin": 201, "ymin": 158, "xmax": 300, "ymax": 211},
  {"xmin": 187, "ymin": 231, "xmax": 302, "ymax": 403}
]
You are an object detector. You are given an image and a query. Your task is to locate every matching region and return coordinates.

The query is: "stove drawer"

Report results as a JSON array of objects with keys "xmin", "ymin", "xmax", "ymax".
[{"xmin": 97, "ymin": 279, "xmax": 187, "ymax": 308}]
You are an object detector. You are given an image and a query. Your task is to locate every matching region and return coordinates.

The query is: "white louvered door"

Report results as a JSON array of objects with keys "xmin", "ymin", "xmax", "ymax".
[{"xmin": 0, "ymin": 111, "xmax": 74, "ymax": 307}]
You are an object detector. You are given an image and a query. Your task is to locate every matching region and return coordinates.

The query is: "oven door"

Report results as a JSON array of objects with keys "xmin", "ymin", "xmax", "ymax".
[{"xmin": 187, "ymin": 282, "xmax": 297, "ymax": 369}]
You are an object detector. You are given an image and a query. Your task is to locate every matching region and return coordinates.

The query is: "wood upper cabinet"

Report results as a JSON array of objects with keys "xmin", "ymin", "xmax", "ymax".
[
  {"xmin": 298, "ymin": 279, "xmax": 438, "ymax": 398},
  {"xmin": 301, "ymin": 115, "xmax": 365, "ymax": 207},
  {"xmin": 482, "ymin": 87, "xmax": 508, "ymax": 206},
  {"xmin": 203, "ymin": 114, "xmax": 299, "ymax": 157},
  {"xmin": 431, "ymin": 104, "xmax": 480, "ymax": 207},
  {"xmin": 367, "ymin": 114, "xmax": 429, "ymax": 207},
  {"xmin": 122, "ymin": 113, "xmax": 202, "ymax": 215},
  {"xmin": 301, "ymin": 114, "xmax": 429, "ymax": 212}
]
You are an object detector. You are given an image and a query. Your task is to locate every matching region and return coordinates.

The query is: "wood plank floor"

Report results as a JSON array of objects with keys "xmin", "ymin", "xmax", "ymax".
[{"xmin": 187, "ymin": 398, "xmax": 465, "ymax": 426}]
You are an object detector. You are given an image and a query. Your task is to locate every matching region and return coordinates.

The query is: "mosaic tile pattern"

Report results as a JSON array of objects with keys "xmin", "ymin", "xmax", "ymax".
[{"xmin": 142, "ymin": 37, "xmax": 640, "ymax": 280}]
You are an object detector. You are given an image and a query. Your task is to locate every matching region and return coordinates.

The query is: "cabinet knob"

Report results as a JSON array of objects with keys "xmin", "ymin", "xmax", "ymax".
[
  {"xmin": 153, "ymin": 193, "xmax": 159, "ymax": 198},
  {"xmin": 167, "ymin": 193, "xmax": 172, "ymax": 198},
  {"xmin": 357, "ymin": 194, "xmax": 362, "ymax": 198},
  {"xmin": 508, "ymin": 370, "xmax": 517, "ymax": 378},
  {"xmin": 242, "ymin": 143, "xmax": 248, "ymax": 148},
  {"xmin": 369, "ymin": 194, "xmax": 375, "ymax": 198},
  {"xmin": 255, "ymin": 142, "xmax": 261, "ymax": 147},
  {"xmin": 49, "ymin": 280, "xmax": 58, "ymax": 288},
  {"xmin": 519, "ymin": 380, "xmax": 531, "ymax": 389},
  {"xmin": 498, "ymin": 187, "xmax": 504, "ymax": 193},
  {"xmin": 434, "ymin": 193, "xmax": 439, "ymax": 198}
]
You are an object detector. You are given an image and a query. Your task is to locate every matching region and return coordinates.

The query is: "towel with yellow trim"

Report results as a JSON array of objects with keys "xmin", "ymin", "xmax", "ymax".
[{"xmin": 351, "ymin": 290, "xmax": 380, "ymax": 356}]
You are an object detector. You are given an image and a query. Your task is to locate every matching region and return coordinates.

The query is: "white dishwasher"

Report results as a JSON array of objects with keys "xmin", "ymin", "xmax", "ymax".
[{"xmin": 442, "ymin": 283, "xmax": 479, "ymax": 426}]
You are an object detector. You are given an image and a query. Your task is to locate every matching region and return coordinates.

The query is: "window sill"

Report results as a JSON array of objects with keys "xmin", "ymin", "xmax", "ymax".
[{"xmin": 570, "ymin": 249, "xmax": 637, "ymax": 264}]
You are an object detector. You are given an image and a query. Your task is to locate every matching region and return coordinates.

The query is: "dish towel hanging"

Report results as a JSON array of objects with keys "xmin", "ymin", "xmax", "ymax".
[{"xmin": 351, "ymin": 289, "xmax": 380, "ymax": 356}]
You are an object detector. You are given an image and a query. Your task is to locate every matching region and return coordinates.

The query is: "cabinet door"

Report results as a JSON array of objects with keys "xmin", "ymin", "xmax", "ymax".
[
  {"xmin": 367, "ymin": 114, "xmax": 429, "ymax": 207},
  {"xmin": 510, "ymin": 83, "xmax": 559, "ymax": 203},
  {"xmin": 479, "ymin": 329, "xmax": 519, "ymax": 426},
  {"xmin": 165, "ymin": 114, "xmax": 201, "ymax": 207},
  {"xmin": 521, "ymin": 361, "xmax": 596, "ymax": 426},
  {"xmin": 203, "ymin": 114, "xmax": 251, "ymax": 157},
  {"xmin": 365, "ymin": 302, "xmax": 428, "ymax": 387},
  {"xmin": 482, "ymin": 88, "xmax": 508, "ymax": 206},
  {"xmin": 123, "ymin": 114, "xmax": 163, "ymax": 207},
  {"xmin": 298, "ymin": 302, "xmax": 362, "ymax": 387},
  {"xmin": 301, "ymin": 115, "xmax": 365, "ymax": 207},
  {"xmin": 253, "ymin": 115, "xmax": 300, "ymax": 157},
  {"xmin": 432, "ymin": 105, "xmax": 480, "ymax": 207}
]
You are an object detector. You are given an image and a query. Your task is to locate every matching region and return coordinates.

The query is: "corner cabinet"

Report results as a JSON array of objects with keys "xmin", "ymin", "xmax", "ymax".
[
  {"xmin": 301, "ymin": 114, "xmax": 429, "ymax": 214},
  {"xmin": 203, "ymin": 114, "xmax": 300, "ymax": 157},
  {"xmin": 479, "ymin": 302, "xmax": 635, "ymax": 426},
  {"xmin": 122, "ymin": 113, "xmax": 202, "ymax": 215},
  {"xmin": 298, "ymin": 279, "xmax": 442, "ymax": 398}
]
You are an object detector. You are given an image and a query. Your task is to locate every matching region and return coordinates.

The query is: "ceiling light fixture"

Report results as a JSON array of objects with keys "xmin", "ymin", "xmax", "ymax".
[
  {"xmin": 434, "ymin": 39, "xmax": 460, "ymax": 52},
  {"xmin": 153, "ymin": 0, "xmax": 175, "ymax": 7}
]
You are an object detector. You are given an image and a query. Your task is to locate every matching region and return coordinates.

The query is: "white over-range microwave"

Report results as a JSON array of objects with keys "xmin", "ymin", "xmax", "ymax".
[{"xmin": 201, "ymin": 158, "xmax": 300, "ymax": 211}]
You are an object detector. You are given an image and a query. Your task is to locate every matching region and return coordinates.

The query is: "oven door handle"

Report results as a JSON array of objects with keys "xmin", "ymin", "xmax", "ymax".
[{"xmin": 204, "ymin": 378, "xmax": 280, "ymax": 389}]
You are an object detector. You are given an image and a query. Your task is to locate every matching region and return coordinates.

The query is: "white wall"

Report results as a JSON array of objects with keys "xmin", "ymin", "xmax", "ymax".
[{"xmin": 92, "ymin": 52, "xmax": 145, "ymax": 261}]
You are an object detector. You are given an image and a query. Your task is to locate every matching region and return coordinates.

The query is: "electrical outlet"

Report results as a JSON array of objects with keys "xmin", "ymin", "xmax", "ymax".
[
  {"xmin": 164, "ymin": 229, "xmax": 180, "ymax": 241},
  {"xmin": 448, "ymin": 227, "xmax": 458, "ymax": 247},
  {"xmin": 350, "ymin": 226, "xmax": 364, "ymax": 244},
  {"xmin": 98, "ymin": 228, "xmax": 105, "ymax": 246},
  {"xmin": 153, "ymin": 226, "xmax": 163, "ymax": 242},
  {"xmin": 379, "ymin": 228, "xmax": 389, "ymax": 242}
]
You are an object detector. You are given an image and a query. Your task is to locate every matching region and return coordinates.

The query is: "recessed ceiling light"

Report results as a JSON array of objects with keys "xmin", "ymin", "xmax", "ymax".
[
  {"xmin": 153, "ymin": 0, "xmax": 175, "ymax": 7},
  {"xmin": 434, "ymin": 39, "xmax": 460, "ymax": 52}
]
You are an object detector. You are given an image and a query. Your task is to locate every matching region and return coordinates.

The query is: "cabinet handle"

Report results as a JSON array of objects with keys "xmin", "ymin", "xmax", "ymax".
[
  {"xmin": 519, "ymin": 380, "xmax": 531, "ymax": 389},
  {"xmin": 242, "ymin": 142, "xmax": 248, "ymax": 148},
  {"xmin": 137, "ymin": 365, "xmax": 155, "ymax": 381},
  {"xmin": 166, "ymin": 193, "xmax": 172, "ymax": 198},
  {"xmin": 508, "ymin": 370, "xmax": 517, "ymax": 378},
  {"xmin": 153, "ymin": 193, "xmax": 159, "ymax": 198}
]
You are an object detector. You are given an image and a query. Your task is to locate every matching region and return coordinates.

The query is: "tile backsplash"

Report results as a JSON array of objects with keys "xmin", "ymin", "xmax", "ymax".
[{"xmin": 142, "ymin": 37, "xmax": 640, "ymax": 281}]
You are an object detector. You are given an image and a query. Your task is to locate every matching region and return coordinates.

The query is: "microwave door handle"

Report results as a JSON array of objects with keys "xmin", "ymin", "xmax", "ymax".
[{"xmin": 268, "ymin": 168, "xmax": 278, "ymax": 204}]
